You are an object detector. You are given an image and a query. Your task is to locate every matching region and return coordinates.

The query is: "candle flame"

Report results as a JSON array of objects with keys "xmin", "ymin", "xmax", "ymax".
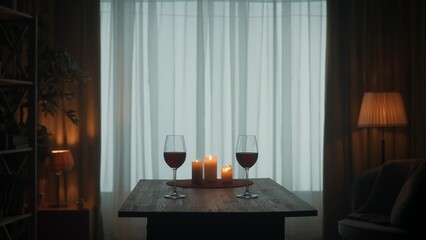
[{"xmin": 222, "ymin": 165, "xmax": 232, "ymax": 172}]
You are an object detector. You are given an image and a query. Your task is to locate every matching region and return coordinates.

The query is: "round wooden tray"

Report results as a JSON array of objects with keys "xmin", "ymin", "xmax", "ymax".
[{"xmin": 166, "ymin": 179, "xmax": 253, "ymax": 188}]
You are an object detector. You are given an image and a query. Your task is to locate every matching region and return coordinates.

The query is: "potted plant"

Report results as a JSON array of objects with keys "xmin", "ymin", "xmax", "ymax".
[{"xmin": 37, "ymin": 43, "xmax": 90, "ymax": 162}]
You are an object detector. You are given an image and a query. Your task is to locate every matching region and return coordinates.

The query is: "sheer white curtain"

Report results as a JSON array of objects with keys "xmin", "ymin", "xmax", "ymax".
[{"xmin": 100, "ymin": 0, "xmax": 326, "ymax": 239}]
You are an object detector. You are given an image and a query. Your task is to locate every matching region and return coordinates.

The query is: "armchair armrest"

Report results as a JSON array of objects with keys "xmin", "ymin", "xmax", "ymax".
[{"xmin": 350, "ymin": 168, "xmax": 380, "ymax": 212}]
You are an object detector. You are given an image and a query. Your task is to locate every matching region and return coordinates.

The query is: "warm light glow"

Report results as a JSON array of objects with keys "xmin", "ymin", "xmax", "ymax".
[
  {"xmin": 192, "ymin": 160, "xmax": 203, "ymax": 184},
  {"xmin": 223, "ymin": 165, "xmax": 232, "ymax": 172},
  {"xmin": 44, "ymin": 149, "xmax": 75, "ymax": 173},
  {"xmin": 358, "ymin": 92, "xmax": 408, "ymax": 127},
  {"xmin": 221, "ymin": 165, "xmax": 233, "ymax": 184},
  {"xmin": 204, "ymin": 155, "xmax": 218, "ymax": 183}
]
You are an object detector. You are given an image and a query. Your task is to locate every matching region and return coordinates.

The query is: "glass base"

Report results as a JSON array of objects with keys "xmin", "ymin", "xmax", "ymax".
[
  {"xmin": 237, "ymin": 191, "xmax": 258, "ymax": 199},
  {"xmin": 164, "ymin": 192, "xmax": 186, "ymax": 199}
]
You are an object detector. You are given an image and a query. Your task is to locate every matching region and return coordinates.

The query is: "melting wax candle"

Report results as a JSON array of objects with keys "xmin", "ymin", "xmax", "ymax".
[
  {"xmin": 204, "ymin": 155, "xmax": 217, "ymax": 183},
  {"xmin": 221, "ymin": 165, "xmax": 233, "ymax": 184},
  {"xmin": 192, "ymin": 160, "xmax": 203, "ymax": 184}
]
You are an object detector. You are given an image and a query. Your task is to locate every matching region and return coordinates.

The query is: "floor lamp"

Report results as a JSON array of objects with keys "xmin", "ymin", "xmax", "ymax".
[
  {"xmin": 44, "ymin": 149, "xmax": 75, "ymax": 208},
  {"xmin": 358, "ymin": 92, "xmax": 408, "ymax": 164}
]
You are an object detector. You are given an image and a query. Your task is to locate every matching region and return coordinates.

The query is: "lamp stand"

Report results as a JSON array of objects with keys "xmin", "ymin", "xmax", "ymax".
[
  {"xmin": 380, "ymin": 128, "xmax": 385, "ymax": 164},
  {"xmin": 48, "ymin": 171, "xmax": 68, "ymax": 208}
]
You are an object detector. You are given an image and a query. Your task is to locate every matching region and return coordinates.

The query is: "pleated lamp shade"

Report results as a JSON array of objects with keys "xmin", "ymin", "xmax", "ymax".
[
  {"xmin": 358, "ymin": 92, "xmax": 408, "ymax": 127},
  {"xmin": 44, "ymin": 149, "xmax": 75, "ymax": 173}
]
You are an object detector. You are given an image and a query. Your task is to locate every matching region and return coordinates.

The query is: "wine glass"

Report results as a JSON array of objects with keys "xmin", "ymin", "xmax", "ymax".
[
  {"xmin": 163, "ymin": 135, "xmax": 186, "ymax": 199},
  {"xmin": 236, "ymin": 135, "xmax": 258, "ymax": 199}
]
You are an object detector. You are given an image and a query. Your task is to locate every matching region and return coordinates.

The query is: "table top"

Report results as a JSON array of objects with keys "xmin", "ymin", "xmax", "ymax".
[{"xmin": 118, "ymin": 178, "xmax": 317, "ymax": 218}]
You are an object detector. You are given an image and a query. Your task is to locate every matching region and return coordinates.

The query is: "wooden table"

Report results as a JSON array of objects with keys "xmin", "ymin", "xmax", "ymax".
[{"xmin": 118, "ymin": 178, "xmax": 317, "ymax": 240}]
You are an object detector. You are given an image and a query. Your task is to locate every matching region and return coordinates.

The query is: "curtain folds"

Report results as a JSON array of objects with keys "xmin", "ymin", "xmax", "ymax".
[
  {"xmin": 101, "ymin": 0, "xmax": 326, "ymax": 239},
  {"xmin": 21, "ymin": 0, "xmax": 102, "ymax": 239},
  {"xmin": 324, "ymin": 0, "xmax": 426, "ymax": 239},
  {"xmin": 49, "ymin": 1, "xmax": 103, "ymax": 239}
]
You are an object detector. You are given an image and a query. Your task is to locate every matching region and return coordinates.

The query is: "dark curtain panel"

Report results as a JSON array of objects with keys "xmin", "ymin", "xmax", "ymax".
[
  {"xmin": 20, "ymin": 0, "xmax": 102, "ymax": 239},
  {"xmin": 51, "ymin": 1, "xmax": 102, "ymax": 239},
  {"xmin": 324, "ymin": 0, "xmax": 426, "ymax": 239},
  {"xmin": 410, "ymin": 1, "xmax": 426, "ymax": 158}
]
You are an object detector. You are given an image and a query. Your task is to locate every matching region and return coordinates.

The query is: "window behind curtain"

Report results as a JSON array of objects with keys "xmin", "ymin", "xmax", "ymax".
[{"xmin": 100, "ymin": 0, "xmax": 326, "ymax": 193}]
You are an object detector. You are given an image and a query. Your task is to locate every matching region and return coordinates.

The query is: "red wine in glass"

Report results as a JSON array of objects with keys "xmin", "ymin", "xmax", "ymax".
[
  {"xmin": 236, "ymin": 152, "xmax": 258, "ymax": 168},
  {"xmin": 164, "ymin": 152, "xmax": 186, "ymax": 168},
  {"xmin": 236, "ymin": 135, "xmax": 258, "ymax": 199},
  {"xmin": 163, "ymin": 135, "xmax": 186, "ymax": 199}
]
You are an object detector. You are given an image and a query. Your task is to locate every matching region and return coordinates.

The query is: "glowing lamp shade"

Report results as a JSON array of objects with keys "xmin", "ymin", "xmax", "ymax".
[
  {"xmin": 44, "ymin": 149, "xmax": 75, "ymax": 173},
  {"xmin": 358, "ymin": 92, "xmax": 408, "ymax": 128},
  {"xmin": 358, "ymin": 92, "xmax": 408, "ymax": 163}
]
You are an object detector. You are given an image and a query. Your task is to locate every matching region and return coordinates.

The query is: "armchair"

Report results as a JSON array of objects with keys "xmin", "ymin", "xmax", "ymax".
[{"xmin": 338, "ymin": 159, "xmax": 426, "ymax": 240}]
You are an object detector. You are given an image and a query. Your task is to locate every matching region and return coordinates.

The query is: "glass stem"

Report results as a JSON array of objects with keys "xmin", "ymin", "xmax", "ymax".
[
  {"xmin": 245, "ymin": 168, "xmax": 250, "ymax": 193},
  {"xmin": 173, "ymin": 168, "xmax": 177, "ymax": 194}
]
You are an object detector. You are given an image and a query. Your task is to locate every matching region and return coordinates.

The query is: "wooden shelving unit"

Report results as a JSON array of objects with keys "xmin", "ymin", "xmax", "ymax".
[{"xmin": 0, "ymin": 4, "xmax": 37, "ymax": 240}]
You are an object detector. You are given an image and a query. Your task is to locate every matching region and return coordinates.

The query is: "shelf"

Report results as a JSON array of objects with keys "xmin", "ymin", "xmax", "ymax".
[
  {"xmin": 0, "ymin": 5, "xmax": 37, "ymax": 240},
  {"xmin": 0, "ymin": 79, "xmax": 33, "ymax": 86},
  {"xmin": 0, "ymin": 6, "xmax": 32, "ymax": 20},
  {"xmin": 0, "ymin": 148, "xmax": 33, "ymax": 155},
  {"xmin": 0, "ymin": 213, "xmax": 31, "ymax": 227}
]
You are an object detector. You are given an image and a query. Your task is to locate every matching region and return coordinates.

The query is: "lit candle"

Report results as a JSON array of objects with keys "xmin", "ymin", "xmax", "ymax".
[
  {"xmin": 221, "ymin": 165, "xmax": 233, "ymax": 184},
  {"xmin": 192, "ymin": 160, "xmax": 203, "ymax": 184},
  {"xmin": 204, "ymin": 155, "xmax": 217, "ymax": 183}
]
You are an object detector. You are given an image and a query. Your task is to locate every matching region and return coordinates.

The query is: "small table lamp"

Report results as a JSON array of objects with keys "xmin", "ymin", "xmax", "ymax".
[
  {"xmin": 358, "ymin": 92, "xmax": 408, "ymax": 163},
  {"xmin": 44, "ymin": 149, "xmax": 75, "ymax": 208}
]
